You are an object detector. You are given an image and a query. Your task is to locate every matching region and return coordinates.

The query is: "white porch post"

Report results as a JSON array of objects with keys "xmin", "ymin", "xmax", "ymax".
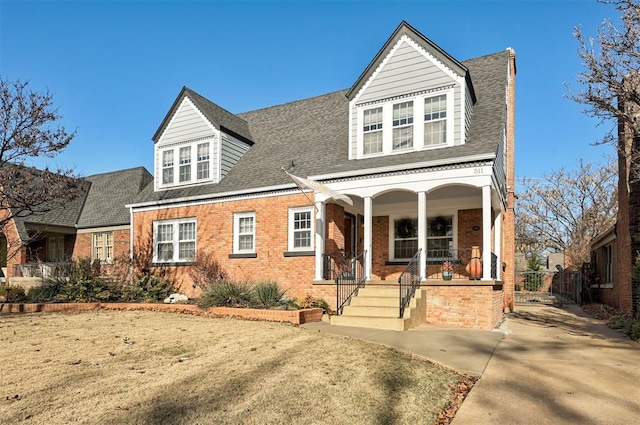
[
  {"xmin": 418, "ymin": 191, "xmax": 427, "ymax": 280},
  {"xmin": 482, "ymin": 185, "xmax": 492, "ymax": 280},
  {"xmin": 494, "ymin": 210, "xmax": 502, "ymax": 281},
  {"xmin": 364, "ymin": 196, "xmax": 373, "ymax": 281},
  {"xmin": 314, "ymin": 200, "xmax": 325, "ymax": 281}
]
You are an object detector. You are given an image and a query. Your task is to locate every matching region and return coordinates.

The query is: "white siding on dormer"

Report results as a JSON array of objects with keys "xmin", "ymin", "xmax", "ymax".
[
  {"xmin": 358, "ymin": 41, "xmax": 455, "ymax": 104},
  {"xmin": 220, "ymin": 133, "xmax": 250, "ymax": 179},
  {"xmin": 349, "ymin": 36, "xmax": 470, "ymax": 159},
  {"xmin": 157, "ymin": 98, "xmax": 215, "ymax": 147}
]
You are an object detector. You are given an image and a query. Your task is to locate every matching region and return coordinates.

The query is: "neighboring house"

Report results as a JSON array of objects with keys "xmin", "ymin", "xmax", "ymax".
[
  {"xmin": 0, "ymin": 167, "xmax": 152, "ymax": 284},
  {"xmin": 590, "ymin": 225, "xmax": 619, "ymax": 306},
  {"xmin": 129, "ymin": 22, "xmax": 517, "ymax": 330}
]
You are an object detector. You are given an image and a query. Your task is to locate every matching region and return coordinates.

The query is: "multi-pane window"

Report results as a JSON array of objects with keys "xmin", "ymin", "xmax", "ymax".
[
  {"xmin": 234, "ymin": 212, "xmax": 255, "ymax": 253},
  {"xmin": 47, "ymin": 236, "xmax": 65, "ymax": 262},
  {"xmin": 363, "ymin": 107, "xmax": 383, "ymax": 154},
  {"xmin": 393, "ymin": 218, "xmax": 418, "ymax": 259},
  {"xmin": 289, "ymin": 207, "xmax": 313, "ymax": 251},
  {"xmin": 427, "ymin": 216, "xmax": 453, "ymax": 254},
  {"xmin": 154, "ymin": 219, "xmax": 196, "ymax": 263},
  {"xmin": 424, "ymin": 95, "xmax": 447, "ymax": 146},
  {"xmin": 392, "ymin": 101, "xmax": 414, "ymax": 150},
  {"xmin": 93, "ymin": 232, "xmax": 114, "ymax": 262},
  {"xmin": 197, "ymin": 143, "xmax": 210, "ymax": 180},
  {"xmin": 179, "ymin": 146, "xmax": 191, "ymax": 183},
  {"xmin": 162, "ymin": 150, "xmax": 174, "ymax": 185}
]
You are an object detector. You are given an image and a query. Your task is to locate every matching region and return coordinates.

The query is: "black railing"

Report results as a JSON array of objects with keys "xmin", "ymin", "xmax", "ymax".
[
  {"xmin": 334, "ymin": 251, "xmax": 366, "ymax": 315},
  {"xmin": 398, "ymin": 249, "xmax": 421, "ymax": 318},
  {"xmin": 425, "ymin": 248, "xmax": 498, "ymax": 280}
]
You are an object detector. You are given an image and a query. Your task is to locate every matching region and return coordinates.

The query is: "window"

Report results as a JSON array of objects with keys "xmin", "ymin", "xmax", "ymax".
[
  {"xmin": 393, "ymin": 218, "xmax": 418, "ymax": 259},
  {"xmin": 424, "ymin": 95, "xmax": 447, "ymax": 146},
  {"xmin": 363, "ymin": 107, "xmax": 383, "ymax": 154},
  {"xmin": 47, "ymin": 236, "xmax": 65, "ymax": 261},
  {"xmin": 234, "ymin": 212, "xmax": 255, "ymax": 253},
  {"xmin": 162, "ymin": 150, "xmax": 174, "ymax": 184},
  {"xmin": 603, "ymin": 244, "xmax": 613, "ymax": 284},
  {"xmin": 288, "ymin": 207, "xmax": 314, "ymax": 251},
  {"xmin": 197, "ymin": 143, "xmax": 210, "ymax": 180},
  {"xmin": 392, "ymin": 101, "xmax": 413, "ymax": 150},
  {"xmin": 154, "ymin": 219, "xmax": 196, "ymax": 263},
  {"xmin": 93, "ymin": 232, "xmax": 114, "ymax": 262},
  {"xmin": 427, "ymin": 215, "xmax": 453, "ymax": 254},
  {"xmin": 159, "ymin": 140, "xmax": 214, "ymax": 188},
  {"xmin": 179, "ymin": 146, "xmax": 191, "ymax": 183}
]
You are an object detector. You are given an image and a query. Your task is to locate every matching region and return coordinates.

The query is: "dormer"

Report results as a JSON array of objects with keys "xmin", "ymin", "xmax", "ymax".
[
  {"xmin": 346, "ymin": 21, "xmax": 476, "ymax": 160},
  {"xmin": 152, "ymin": 87, "xmax": 253, "ymax": 191}
]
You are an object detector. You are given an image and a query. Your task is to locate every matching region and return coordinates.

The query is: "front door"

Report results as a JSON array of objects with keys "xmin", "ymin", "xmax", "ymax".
[{"xmin": 344, "ymin": 213, "xmax": 356, "ymax": 257}]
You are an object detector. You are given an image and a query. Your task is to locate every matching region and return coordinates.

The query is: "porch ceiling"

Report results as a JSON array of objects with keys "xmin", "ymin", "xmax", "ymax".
[{"xmin": 374, "ymin": 186, "xmax": 481, "ymax": 205}]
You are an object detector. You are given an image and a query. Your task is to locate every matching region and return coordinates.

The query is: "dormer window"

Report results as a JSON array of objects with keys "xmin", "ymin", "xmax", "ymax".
[
  {"xmin": 179, "ymin": 146, "xmax": 191, "ymax": 183},
  {"xmin": 197, "ymin": 143, "xmax": 210, "ymax": 180},
  {"xmin": 159, "ymin": 140, "xmax": 214, "ymax": 188},
  {"xmin": 363, "ymin": 107, "xmax": 383, "ymax": 154},
  {"xmin": 424, "ymin": 95, "xmax": 447, "ymax": 146},
  {"xmin": 392, "ymin": 101, "xmax": 414, "ymax": 150}
]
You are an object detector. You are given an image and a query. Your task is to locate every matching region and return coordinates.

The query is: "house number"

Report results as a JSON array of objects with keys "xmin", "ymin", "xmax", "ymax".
[{"xmin": 473, "ymin": 168, "xmax": 484, "ymax": 174}]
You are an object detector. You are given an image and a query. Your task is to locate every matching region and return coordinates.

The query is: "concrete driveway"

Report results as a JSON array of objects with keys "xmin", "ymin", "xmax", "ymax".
[{"xmin": 452, "ymin": 304, "xmax": 640, "ymax": 425}]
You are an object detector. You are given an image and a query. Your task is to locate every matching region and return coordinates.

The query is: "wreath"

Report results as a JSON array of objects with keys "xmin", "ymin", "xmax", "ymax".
[
  {"xmin": 430, "ymin": 216, "xmax": 449, "ymax": 236},
  {"xmin": 395, "ymin": 217, "xmax": 415, "ymax": 239}
]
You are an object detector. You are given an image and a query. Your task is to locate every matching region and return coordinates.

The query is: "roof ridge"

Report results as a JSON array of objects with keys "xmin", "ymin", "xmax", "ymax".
[
  {"xmin": 237, "ymin": 89, "xmax": 348, "ymax": 116},
  {"xmin": 184, "ymin": 86, "xmax": 249, "ymax": 125}
]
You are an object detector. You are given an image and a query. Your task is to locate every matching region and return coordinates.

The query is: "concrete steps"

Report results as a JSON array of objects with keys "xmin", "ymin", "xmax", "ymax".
[{"xmin": 331, "ymin": 281, "xmax": 426, "ymax": 331}]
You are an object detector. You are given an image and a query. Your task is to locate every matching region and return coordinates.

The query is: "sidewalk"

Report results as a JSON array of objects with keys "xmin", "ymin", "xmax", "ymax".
[{"xmin": 452, "ymin": 304, "xmax": 640, "ymax": 425}]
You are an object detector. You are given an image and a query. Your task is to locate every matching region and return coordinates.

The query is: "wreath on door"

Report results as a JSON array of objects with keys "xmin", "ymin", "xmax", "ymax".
[{"xmin": 395, "ymin": 217, "xmax": 415, "ymax": 239}]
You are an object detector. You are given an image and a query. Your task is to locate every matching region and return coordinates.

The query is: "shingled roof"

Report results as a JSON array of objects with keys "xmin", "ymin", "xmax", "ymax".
[
  {"xmin": 77, "ymin": 167, "xmax": 153, "ymax": 229},
  {"xmin": 132, "ymin": 49, "xmax": 511, "ymax": 205}
]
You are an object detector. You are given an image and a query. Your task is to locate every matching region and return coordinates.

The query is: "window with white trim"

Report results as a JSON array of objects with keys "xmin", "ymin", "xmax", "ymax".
[
  {"xmin": 427, "ymin": 215, "xmax": 453, "ymax": 252},
  {"xmin": 363, "ymin": 107, "xmax": 383, "ymax": 155},
  {"xmin": 159, "ymin": 141, "xmax": 212, "ymax": 188},
  {"xmin": 234, "ymin": 212, "xmax": 255, "ymax": 253},
  {"xmin": 153, "ymin": 218, "xmax": 196, "ymax": 263},
  {"xmin": 288, "ymin": 207, "xmax": 314, "ymax": 251},
  {"xmin": 424, "ymin": 95, "xmax": 447, "ymax": 146},
  {"xmin": 93, "ymin": 232, "xmax": 114, "ymax": 262},
  {"xmin": 162, "ymin": 150, "xmax": 174, "ymax": 185},
  {"xmin": 197, "ymin": 143, "xmax": 210, "ymax": 180},
  {"xmin": 179, "ymin": 146, "xmax": 191, "ymax": 183},
  {"xmin": 393, "ymin": 218, "xmax": 418, "ymax": 259},
  {"xmin": 392, "ymin": 101, "xmax": 413, "ymax": 150}
]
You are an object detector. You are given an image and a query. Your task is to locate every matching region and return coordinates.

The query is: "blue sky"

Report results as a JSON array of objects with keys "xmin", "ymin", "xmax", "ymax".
[{"xmin": 0, "ymin": 0, "xmax": 617, "ymax": 183}]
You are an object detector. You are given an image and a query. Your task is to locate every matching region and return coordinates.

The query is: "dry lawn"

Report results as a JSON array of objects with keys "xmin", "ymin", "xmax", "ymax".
[{"xmin": 0, "ymin": 310, "xmax": 464, "ymax": 424}]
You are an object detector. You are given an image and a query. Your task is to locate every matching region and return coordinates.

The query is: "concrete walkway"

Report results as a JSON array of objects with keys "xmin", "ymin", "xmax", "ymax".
[
  {"xmin": 303, "ymin": 304, "xmax": 640, "ymax": 424},
  {"xmin": 452, "ymin": 304, "xmax": 640, "ymax": 425},
  {"xmin": 302, "ymin": 320, "xmax": 504, "ymax": 376}
]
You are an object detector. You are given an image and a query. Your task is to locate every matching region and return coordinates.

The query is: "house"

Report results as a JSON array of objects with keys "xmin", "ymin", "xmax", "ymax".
[
  {"xmin": 0, "ymin": 167, "xmax": 152, "ymax": 285},
  {"xmin": 590, "ymin": 225, "xmax": 619, "ymax": 306},
  {"xmin": 128, "ymin": 22, "xmax": 516, "ymax": 330}
]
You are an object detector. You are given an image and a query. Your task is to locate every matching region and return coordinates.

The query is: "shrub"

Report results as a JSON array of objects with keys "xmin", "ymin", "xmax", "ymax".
[
  {"xmin": 0, "ymin": 284, "xmax": 27, "ymax": 302},
  {"xmin": 121, "ymin": 274, "xmax": 175, "ymax": 303},
  {"xmin": 297, "ymin": 295, "xmax": 332, "ymax": 314},
  {"xmin": 189, "ymin": 251, "xmax": 226, "ymax": 291},
  {"xmin": 253, "ymin": 281, "xmax": 288, "ymax": 309},
  {"xmin": 198, "ymin": 280, "xmax": 253, "ymax": 309}
]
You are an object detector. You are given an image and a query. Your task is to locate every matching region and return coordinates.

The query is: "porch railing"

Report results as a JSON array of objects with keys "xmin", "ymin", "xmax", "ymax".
[
  {"xmin": 330, "ymin": 251, "xmax": 367, "ymax": 316},
  {"xmin": 425, "ymin": 249, "xmax": 498, "ymax": 279},
  {"xmin": 13, "ymin": 262, "xmax": 73, "ymax": 279},
  {"xmin": 399, "ymin": 249, "xmax": 421, "ymax": 318}
]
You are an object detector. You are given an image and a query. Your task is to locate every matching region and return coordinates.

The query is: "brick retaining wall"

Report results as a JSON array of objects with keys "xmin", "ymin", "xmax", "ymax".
[{"xmin": 0, "ymin": 303, "xmax": 323, "ymax": 325}]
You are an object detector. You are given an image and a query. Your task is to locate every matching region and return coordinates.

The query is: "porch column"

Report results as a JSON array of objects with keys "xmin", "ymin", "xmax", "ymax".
[
  {"xmin": 314, "ymin": 200, "xmax": 325, "ymax": 281},
  {"xmin": 494, "ymin": 210, "xmax": 502, "ymax": 281},
  {"xmin": 482, "ymin": 185, "xmax": 492, "ymax": 280},
  {"xmin": 418, "ymin": 191, "xmax": 427, "ymax": 280},
  {"xmin": 364, "ymin": 196, "xmax": 373, "ymax": 281}
]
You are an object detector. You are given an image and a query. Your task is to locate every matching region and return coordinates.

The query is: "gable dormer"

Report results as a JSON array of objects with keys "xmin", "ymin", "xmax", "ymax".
[
  {"xmin": 152, "ymin": 87, "xmax": 253, "ymax": 191},
  {"xmin": 347, "ymin": 21, "xmax": 476, "ymax": 160}
]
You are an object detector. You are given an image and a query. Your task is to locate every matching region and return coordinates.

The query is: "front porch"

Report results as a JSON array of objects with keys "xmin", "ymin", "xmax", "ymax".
[{"xmin": 310, "ymin": 180, "xmax": 506, "ymax": 330}]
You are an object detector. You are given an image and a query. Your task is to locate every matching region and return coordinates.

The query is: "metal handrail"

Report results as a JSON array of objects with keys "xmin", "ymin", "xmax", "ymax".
[
  {"xmin": 398, "ymin": 249, "xmax": 421, "ymax": 318},
  {"xmin": 334, "ymin": 251, "xmax": 367, "ymax": 315}
]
